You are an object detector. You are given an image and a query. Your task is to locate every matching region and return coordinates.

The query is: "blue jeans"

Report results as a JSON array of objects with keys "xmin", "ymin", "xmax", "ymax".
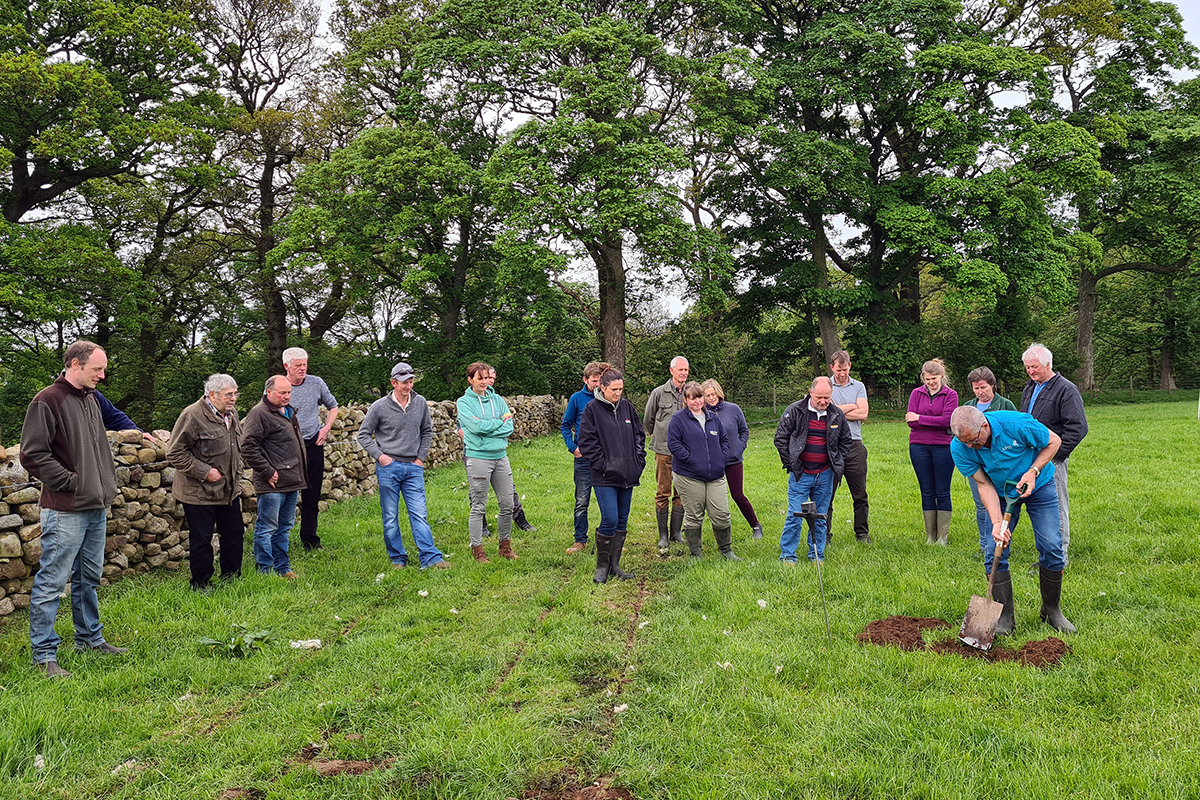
[
  {"xmin": 969, "ymin": 478, "xmax": 1024, "ymax": 559},
  {"xmin": 377, "ymin": 460, "xmax": 444, "ymax": 568},
  {"xmin": 780, "ymin": 470, "xmax": 833, "ymax": 562},
  {"xmin": 593, "ymin": 486, "xmax": 633, "ymax": 538},
  {"xmin": 909, "ymin": 443, "xmax": 953, "ymax": 512},
  {"xmin": 254, "ymin": 490, "xmax": 297, "ymax": 575},
  {"xmin": 29, "ymin": 508, "xmax": 108, "ymax": 664},
  {"xmin": 982, "ymin": 480, "xmax": 1062, "ymax": 574},
  {"xmin": 573, "ymin": 458, "xmax": 593, "ymax": 543}
]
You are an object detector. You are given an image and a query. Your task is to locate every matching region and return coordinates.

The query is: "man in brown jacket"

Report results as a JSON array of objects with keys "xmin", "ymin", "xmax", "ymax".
[
  {"xmin": 166, "ymin": 374, "xmax": 245, "ymax": 591},
  {"xmin": 20, "ymin": 341, "xmax": 127, "ymax": 678},
  {"xmin": 239, "ymin": 376, "xmax": 307, "ymax": 579}
]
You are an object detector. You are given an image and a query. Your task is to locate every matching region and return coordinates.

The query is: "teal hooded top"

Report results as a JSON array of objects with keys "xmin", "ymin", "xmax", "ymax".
[{"xmin": 456, "ymin": 386, "xmax": 514, "ymax": 460}]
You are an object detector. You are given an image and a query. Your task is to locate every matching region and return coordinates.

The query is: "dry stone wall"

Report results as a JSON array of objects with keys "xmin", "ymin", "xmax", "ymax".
[{"xmin": 0, "ymin": 394, "xmax": 561, "ymax": 617}]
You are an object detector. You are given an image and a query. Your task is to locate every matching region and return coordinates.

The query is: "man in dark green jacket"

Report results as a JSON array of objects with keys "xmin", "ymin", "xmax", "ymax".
[
  {"xmin": 964, "ymin": 366, "xmax": 1017, "ymax": 559},
  {"xmin": 167, "ymin": 374, "xmax": 245, "ymax": 591}
]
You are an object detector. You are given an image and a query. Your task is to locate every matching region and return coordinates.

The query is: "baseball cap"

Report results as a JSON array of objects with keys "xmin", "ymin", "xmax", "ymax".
[{"xmin": 391, "ymin": 362, "xmax": 415, "ymax": 381}]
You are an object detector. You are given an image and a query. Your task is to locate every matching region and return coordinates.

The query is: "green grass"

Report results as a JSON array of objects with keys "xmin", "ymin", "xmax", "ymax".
[{"xmin": 2, "ymin": 401, "xmax": 1198, "ymax": 799}]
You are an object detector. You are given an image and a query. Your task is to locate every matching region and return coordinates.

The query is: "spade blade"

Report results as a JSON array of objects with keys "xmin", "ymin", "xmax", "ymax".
[{"xmin": 959, "ymin": 594, "xmax": 1003, "ymax": 651}]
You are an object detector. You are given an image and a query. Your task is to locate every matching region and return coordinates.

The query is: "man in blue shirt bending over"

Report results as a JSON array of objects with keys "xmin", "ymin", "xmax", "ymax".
[{"xmin": 949, "ymin": 406, "xmax": 1076, "ymax": 638}]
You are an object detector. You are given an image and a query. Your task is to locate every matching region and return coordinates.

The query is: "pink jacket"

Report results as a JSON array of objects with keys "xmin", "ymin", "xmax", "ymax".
[{"xmin": 907, "ymin": 385, "xmax": 959, "ymax": 445}]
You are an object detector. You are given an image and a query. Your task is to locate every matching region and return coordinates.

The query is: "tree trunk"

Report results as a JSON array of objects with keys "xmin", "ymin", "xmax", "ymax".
[
  {"xmin": 590, "ymin": 234, "xmax": 626, "ymax": 371},
  {"xmin": 258, "ymin": 145, "xmax": 288, "ymax": 370},
  {"xmin": 1075, "ymin": 266, "xmax": 1098, "ymax": 391},
  {"xmin": 811, "ymin": 220, "xmax": 840, "ymax": 363},
  {"xmin": 136, "ymin": 323, "xmax": 157, "ymax": 429}
]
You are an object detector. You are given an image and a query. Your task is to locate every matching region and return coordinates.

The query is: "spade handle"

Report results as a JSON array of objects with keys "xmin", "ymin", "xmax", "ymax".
[{"xmin": 985, "ymin": 512, "xmax": 1013, "ymax": 600}]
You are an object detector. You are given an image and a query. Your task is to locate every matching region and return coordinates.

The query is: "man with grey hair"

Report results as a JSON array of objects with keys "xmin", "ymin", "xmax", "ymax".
[
  {"xmin": 21, "ymin": 341, "xmax": 127, "ymax": 678},
  {"xmin": 644, "ymin": 355, "xmax": 689, "ymax": 553},
  {"xmin": 949, "ymin": 405, "xmax": 1075, "ymax": 635},
  {"xmin": 774, "ymin": 377, "xmax": 853, "ymax": 563},
  {"xmin": 282, "ymin": 347, "xmax": 339, "ymax": 551},
  {"xmin": 240, "ymin": 375, "xmax": 307, "ymax": 579},
  {"xmin": 167, "ymin": 374, "xmax": 246, "ymax": 591},
  {"xmin": 1019, "ymin": 343, "xmax": 1087, "ymax": 564}
]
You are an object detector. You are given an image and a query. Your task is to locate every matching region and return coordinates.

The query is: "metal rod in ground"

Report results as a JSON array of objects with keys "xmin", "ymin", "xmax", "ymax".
[{"xmin": 815, "ymin": 557, "xmax": 831, "ymax": 644}]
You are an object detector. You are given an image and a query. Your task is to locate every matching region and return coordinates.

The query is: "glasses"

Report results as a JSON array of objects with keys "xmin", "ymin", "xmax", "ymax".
[
  {"xmin": 218, "ymin": 391, "xmax": 239, "ymax": 398},
  {"xmin": 960, "ymin": 426, "xmax": 987, "ymax": 448}
]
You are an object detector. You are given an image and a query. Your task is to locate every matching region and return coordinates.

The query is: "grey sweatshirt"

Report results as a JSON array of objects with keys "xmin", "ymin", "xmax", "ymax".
[
  {"xmin": 356, "ymin": 392, "xmax": 432, "ymax": 463},
  {"xmin": 288, "ymin": 375, "xmax": 338, "ymax": 440}
]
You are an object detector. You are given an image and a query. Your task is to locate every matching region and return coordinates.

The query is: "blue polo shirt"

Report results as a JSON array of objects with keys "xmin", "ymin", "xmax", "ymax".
[{"xmin": 951, "ymin": 411, "xmax": 1056, "ymax": 491}]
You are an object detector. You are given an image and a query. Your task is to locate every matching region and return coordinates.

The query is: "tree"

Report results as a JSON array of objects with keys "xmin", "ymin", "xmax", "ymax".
[{"xmin": 0, "ymin": 0, "xmax": 218, "ymax": 222}]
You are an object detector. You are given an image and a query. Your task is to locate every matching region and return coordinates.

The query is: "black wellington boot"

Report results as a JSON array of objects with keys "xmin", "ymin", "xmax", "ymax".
[
  {"xmin": 656, "ymin": 508, "xmax": 669, "ymax": 551},
  {"xmin": 609, "ymin": 529, "xmax": 635, "ymax": 580},
  {"xmin": 991, "ymin": 569, "xmax": 1015, "ymax": 636},
  {"xmin": 714, "ymin": 526, "xmax": 741, "ymax": 561},
  {"xmin": 1038, "ymin": 566, "xmax": 1076, "ymax": 633},
  {"xmin": 684, "ymin": 527, "xmax": 703, "ymax": 559},
  {"xmin": 594, "ymin": 534, "xmax": 615, "ymax": 584},
  {"xmin": 669, "ymin": 505, "xmax": 685, "ymax": 543}
]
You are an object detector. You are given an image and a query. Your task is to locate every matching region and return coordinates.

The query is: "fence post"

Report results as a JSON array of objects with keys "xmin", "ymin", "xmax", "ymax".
[
  {"xmin": 773, "ymin": 385, "xmax": 777, "ymax": 416},
  {"xmin": 1130, "ymin": 375, "xmax": 1134, "ymax": 399}
]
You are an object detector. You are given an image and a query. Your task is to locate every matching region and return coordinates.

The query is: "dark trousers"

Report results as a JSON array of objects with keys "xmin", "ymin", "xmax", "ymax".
[
  {"xmin": 573, "ymin": 458, "xmax": 593, "ymax": 543},
  {"xmin": 300, "ymin": 437, "xmax": 324, "ymax": 549},
  {"xmin": 724, "ymin": 462, "xmax": 759, "ymax": 527},
  {"xmin": 828, "ymin": 439, "xmax": 869, "ymax": 538},
  {"xmin": 909, "ymin": 443, "xmax": 953, "ymax": 512},
  {"xmin": 185, "ymin": 498, "xmax": 245, "ymax": 588}
]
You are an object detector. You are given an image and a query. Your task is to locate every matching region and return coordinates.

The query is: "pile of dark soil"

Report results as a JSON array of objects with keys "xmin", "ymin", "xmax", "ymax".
[{"xmin": 859, "ymin": 615, "xmax": 1069, "ymax": 668}]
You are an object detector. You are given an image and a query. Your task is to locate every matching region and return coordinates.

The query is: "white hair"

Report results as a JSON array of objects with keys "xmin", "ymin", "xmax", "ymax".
[
  {"xmin": 950, "ymin": 406, "xmax": 986, "ymax": 439},
  {"xmin": 204, "ymin": 374, "xmax": 238, "ymax": 395},
  {"xmin": 670, "ymin": 355, "xmax": 689, "ymax": 369},
  {"xmin": 1022, "ymin": 343, "xmax": 1052, "ymax": 369},
  {"xmin": 282, "ymin": 347, "xmax": 308, "ymax": 365}
]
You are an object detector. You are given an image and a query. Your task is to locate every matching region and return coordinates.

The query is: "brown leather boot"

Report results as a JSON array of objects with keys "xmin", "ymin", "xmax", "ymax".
[
  {"xmin": 471, "ymin": 544, "xmax": 491, "ymax": 564},
  {"xmin": 565, "ymin": 541, "xmax": 587, "ymax": 555},
  {"xmin": 498, "ymin": 539, "xmax": 518, "ymax": 560}
]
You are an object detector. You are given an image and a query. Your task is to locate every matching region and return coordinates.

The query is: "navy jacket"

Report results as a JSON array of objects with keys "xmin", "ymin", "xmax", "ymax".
[
  {"xmin": 560, "ymin": 385, "xmax": 595, "ymax": 453},
  {"xmin": 577, "ymin": 393, "xmax": 646, "ymax": 488},
  {"xmin": 1019, "ymin": 373, "xmax": 1088, "ymax": 460},
  {"xmin": 709, "ymin": 400, "xmax": 750, "ymax": 465},
  {"xmin": 667, "ymin": 407, "xmax": 730, "ymax": 482}
]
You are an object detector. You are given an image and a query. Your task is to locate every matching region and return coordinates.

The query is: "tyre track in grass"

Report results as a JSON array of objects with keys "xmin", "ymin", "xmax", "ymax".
[{"xmin": 488, "ymin": 567, "xmax": 577, "ymax": 697}]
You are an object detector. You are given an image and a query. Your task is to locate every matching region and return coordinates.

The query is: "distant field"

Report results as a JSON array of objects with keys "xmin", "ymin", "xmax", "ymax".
[{"xmin": 2, "ymin": 400, "xmax": 1198, "ymax": 799}]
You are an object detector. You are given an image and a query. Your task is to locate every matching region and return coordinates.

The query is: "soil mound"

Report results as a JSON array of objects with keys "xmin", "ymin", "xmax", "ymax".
[
  {"xmin": 514, "ymin": 769, "xmax": 634, "ymax": 799},
  {"xmin": 860, "ymin": 615, "xmax": 1069, "ymax": 668},
  {"xmin": 857, "ymin": 615, "xmax": 950, "ymax": 650}
]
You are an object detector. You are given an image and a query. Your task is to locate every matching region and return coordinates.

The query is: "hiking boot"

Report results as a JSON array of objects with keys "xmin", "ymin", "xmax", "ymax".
[
  {"xmin": 88, "ymin": 642, "xmax": 129, "ymax": 655},
  {"xmin": 429, "ymin": 560, "xmax": 451, "ymax": 570},
  {"xmin": 751, "ymin": 524, "xmax": 763, "ymax": 540},
  {"xmin": 471, "ymin": 544, "xmax": 491, "ymax": 564},
  {"xmin": 565, "ymin": 541, "xmax": 587, "ymax": 555},
  {"xmin": 498, "ymin": 539, "xmax": 518, "ymax": 560},
  {"xmin": 36, "ymin": 661, "xmax": 72, "ymax": 679}
]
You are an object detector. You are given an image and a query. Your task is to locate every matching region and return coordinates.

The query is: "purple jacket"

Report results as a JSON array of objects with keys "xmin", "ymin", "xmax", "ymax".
[{"xmin": 907, "ymin": 385, "xmax": 958, "ymax": 445}]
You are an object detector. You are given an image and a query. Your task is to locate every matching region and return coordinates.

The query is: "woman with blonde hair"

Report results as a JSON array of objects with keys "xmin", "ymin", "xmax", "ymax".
[
  {"xmin": 905, "ymin": 359, "xmax": 959, "ymax": 545},
  {"xmin": 701, "ymin": 379, "xmax": 762, "ymax": 539}
]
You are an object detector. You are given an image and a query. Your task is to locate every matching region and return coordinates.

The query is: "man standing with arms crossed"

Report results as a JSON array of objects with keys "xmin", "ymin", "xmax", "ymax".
[
  {"xmin": 560, "ymin": 361, "xmax": 609, "ymax": 554},
  {"xmin": 644, "ymin": 356, "xmax": 689, "ymax": 553},
  {"xmin": 827, "ymin": 351, "xmax": 870, "ymax": 545},
  {"xmin": 21, "ymin": 341, "xmax": 128, "ymax": 678},
  {"xmin": 282, "ymin": 347, "xmax": 339, "ymax": 552},
  {"xmin": 1019, "ymin": 343, "xmax": 1088, "ymax": 565}
]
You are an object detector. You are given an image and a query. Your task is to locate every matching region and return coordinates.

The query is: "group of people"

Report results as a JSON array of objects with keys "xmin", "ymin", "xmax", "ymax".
[{"xmin": 17, "ymin": 338, "xmax": 1085, "ymax": 678}]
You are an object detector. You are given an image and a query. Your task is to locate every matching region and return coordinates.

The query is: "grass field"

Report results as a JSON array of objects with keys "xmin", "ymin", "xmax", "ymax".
[{"xmin": 1, "ymin": 400, "xmax": 1198, "ymax": 799}]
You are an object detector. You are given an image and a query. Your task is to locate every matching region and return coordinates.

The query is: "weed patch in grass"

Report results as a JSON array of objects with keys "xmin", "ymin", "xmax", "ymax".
[{"xmin": 516, "ymin": 767, "xmax": 634, "ymax": 800}]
